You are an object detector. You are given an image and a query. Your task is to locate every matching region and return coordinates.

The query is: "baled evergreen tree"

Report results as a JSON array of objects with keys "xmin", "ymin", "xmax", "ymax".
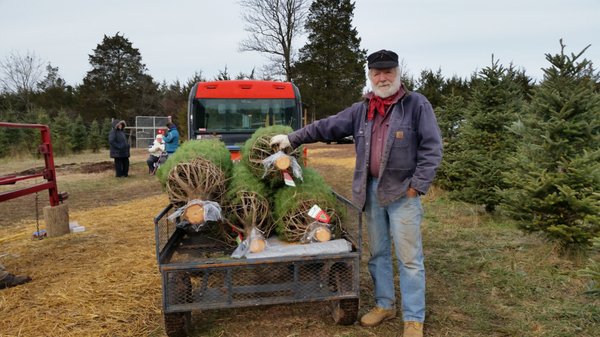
[
  {"xmin": 88, "ymin": 119, "xmax": 102, "ymax": 153},
  {"xmin": 78, "ymin": 33, "xmax": 159, "ymax": 122},
  {"xmin": 293, "ymin": 0, "xmax": 366, "ymax": 120},
  {"xmin": 70, "ymin": 114, "xmax": 88, "ymax": 153},
  {"xmin": 501, "ymin": 41, "xmax": 600, "ymax": 249},
  {"xmin": 444, "ymin": 58, "xmax": 526, "ymax": 212}
]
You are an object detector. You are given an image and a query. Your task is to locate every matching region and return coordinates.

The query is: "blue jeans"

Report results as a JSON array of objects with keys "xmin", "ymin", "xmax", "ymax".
[{"xmin": 365, "ymin": 178, "xmax": 425, "ymax": 322}]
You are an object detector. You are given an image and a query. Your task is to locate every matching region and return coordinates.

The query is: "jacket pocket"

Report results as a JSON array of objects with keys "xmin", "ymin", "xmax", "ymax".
[{"xmin": 387, "ymin": 128, "xmax": 416, "ymax": 170}]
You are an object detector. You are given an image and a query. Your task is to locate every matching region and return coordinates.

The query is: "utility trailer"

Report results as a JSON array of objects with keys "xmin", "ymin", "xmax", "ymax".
[{"xmin": 154, "ymin": 192, "xmax": 362, "ymax": 337}]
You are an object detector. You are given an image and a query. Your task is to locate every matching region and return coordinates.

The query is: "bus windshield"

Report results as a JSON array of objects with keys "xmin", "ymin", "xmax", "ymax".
[{"xmin": 193, "ymin": 98, "xmax": 300, "ymax": 131}]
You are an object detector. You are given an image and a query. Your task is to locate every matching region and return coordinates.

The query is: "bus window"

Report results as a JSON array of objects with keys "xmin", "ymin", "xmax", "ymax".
[{"xmin": 189, "ymin": 80, "xmax": 302, "ymax": 146}]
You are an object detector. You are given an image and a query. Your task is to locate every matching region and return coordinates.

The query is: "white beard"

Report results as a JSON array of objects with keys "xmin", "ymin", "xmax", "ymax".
[{"xmin": 371, "ymin": 78, "xmax": 401, "ymax": 98}]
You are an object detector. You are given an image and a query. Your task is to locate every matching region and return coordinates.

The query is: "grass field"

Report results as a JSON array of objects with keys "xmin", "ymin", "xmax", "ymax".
[{"xmin": 1, "ymin": 144, "xmax": 599, "ymax": 337}]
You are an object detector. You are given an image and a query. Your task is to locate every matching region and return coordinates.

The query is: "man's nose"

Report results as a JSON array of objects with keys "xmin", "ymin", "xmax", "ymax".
[{"xmin": 375, "ymin": 74, "xmax": 389, "ymax": 82}]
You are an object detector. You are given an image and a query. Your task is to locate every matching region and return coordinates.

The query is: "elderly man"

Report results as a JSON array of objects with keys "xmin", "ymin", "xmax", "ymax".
[{"xmin": 270, "ymin": 49, "xmax": 442, "ymax": 337}]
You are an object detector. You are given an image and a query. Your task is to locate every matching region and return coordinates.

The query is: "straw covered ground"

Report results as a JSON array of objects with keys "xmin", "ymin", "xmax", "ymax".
[
  {"xmin": 0, "ymin": 144, "xmax": 360, "ymax": 337},
  {"xmin": 0, "ymin": 195, "xmax": 168, "ymax": 336},
  {"xmin": 1, "ymin": 143, "xmax": 599, "ymax": 337}
]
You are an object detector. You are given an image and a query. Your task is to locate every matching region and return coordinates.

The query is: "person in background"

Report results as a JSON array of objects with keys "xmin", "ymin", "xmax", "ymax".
[
  {"xmin": 146, "ymin": 133, "xmax": 165, "ymax": 174},
  {"xmin": 0, "ymin": 263, "xmax": 31, "ymax": 289},
  {"xmin": 269, "ymin": 50, "xmax": 442, "ymax": 337},
  {"xmin": 163, "ymin": 122, "xmax": 180, "ymax": 156},
  {"xmin": 108, "ymin": 119, "xmax": 130, "ymax": 177}
]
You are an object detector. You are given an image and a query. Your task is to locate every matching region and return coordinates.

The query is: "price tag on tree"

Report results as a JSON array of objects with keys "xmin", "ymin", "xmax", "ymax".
[
  {"xmin": 308, "ymin": 204, "xmax": 330, "ymax": 223},
  {"xmin": 283, "ymin": 171, "xmax": 296, "ymax": 187}
]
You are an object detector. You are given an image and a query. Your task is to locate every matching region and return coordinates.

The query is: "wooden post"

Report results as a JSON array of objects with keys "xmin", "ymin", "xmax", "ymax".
[{"xmin": 44, "ymin": 204, "xmax": 70, "ymax": 237}]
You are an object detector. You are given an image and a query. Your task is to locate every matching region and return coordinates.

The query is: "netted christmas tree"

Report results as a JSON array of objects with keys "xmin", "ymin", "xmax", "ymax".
[
  {"xmin": 223, "ymin": 163, "xmax": 274, "ymax": 246},
  {"xmin": 156, "ymin": 139, "xmax": 233, "ymax": 207},
  {"xmin": 501, "ymin": 40, "xmax": 600, "ymax": 249},
  {"xmin": 241, "ymin": 125, "xmax": 304, "ymax": 188},
  {"xmin": 273, "ymin": 167, "xmax": 346, "ymax": 242}
]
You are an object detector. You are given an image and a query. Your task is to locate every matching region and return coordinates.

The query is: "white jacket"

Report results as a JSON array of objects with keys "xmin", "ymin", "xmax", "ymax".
[{"xmin": 148, "ymin": 140, "xmax": 165, "ymax": 157}]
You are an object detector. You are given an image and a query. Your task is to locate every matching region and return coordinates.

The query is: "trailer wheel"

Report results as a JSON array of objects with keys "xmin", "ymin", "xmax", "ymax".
[
  {"xmin": 164, "ymin": 311, "xmax": 191, "ymax": 337},
  {"xmin": 332, "ymin": 298, "xmax": 359, "ymax": 325},
  {"xmin": 328, "ymin": 262, "xmax": 358, "ymax": 325}
]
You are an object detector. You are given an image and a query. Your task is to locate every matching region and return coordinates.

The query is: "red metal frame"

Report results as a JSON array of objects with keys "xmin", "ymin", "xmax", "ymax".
[{"xmin": 0, "ymin": 122, "xmax": 63, "ymax": 206}]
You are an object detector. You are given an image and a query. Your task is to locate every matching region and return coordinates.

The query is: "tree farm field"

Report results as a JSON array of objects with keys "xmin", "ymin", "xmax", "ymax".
[{"xmin": 1, "ymin": 143, "xmax": 598, "ymax": 337}]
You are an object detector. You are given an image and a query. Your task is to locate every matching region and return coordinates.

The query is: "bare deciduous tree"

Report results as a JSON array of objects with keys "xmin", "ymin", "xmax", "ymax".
[
  {"xmin": 238, "ymin": 0, "xmax": 309, "ymax": 81},
  {"xmin": 0, "ymin": 50, "xmax": 44, "ymax": 108}
]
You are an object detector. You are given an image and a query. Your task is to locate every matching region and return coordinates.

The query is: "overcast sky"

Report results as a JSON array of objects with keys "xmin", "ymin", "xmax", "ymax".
[{"xmin": 1, "ymin": 0, "xmax": 598, "ymax": 87}]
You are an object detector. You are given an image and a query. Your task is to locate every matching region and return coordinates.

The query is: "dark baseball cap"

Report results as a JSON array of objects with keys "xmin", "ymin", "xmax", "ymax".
[{"xmin": 367, "ymin": 49, "xmax": 399, "ymax": 69}]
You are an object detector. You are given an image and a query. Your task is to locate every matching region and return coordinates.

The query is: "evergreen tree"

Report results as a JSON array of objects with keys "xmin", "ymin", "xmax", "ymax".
[
  {"xmin": 293, "ymin": 0, "xmax": 366, "ymax": 120},
  {"xmin": 501, "ymin": 41, "xmax": 600, "ymax": 249},
  {"xmin": 52, "ymin": 110, "xmax": 72, "ymax": 155},
  {"xmin": 416, "ymin": 69, "xmax": 445, "ymax": 109},
  {"xmin": 442, "ymin": 75, "xmax": 471, "ymax": 102},
  {"xmin": 88, "ymin": 119, "xmax": 102, "ymax": 153},
  {"xmin": 101, "ymin": 117, "xmax": 113, "ymax": 149},
  {"xmin": 34, "ymin": 107, "xmax": 51, "ymax": 126},
  {"xmin": 443, "ymin": 58, "xmax": 525, "ymax": 212},
  {"xmin": 0, "ymin": 109, "xmax": 23, "ymax": 157},
  {"xmin": 0, "ymin": 120, "xmax": 7, "ymax": 157},
  {"xmin": 434, "ymin": 92, "xmax": 466, "ymax": 190},
  {"xmin": 34, "ymin": 63, "xmax": 75, "ymax": 116},
  {"xmin": 70, "ymin": 114, "xmax": 88, "ymax": 153},
  {"xmin": 78, "ymin": 33, "xmax": 159, "ymax": 122}
]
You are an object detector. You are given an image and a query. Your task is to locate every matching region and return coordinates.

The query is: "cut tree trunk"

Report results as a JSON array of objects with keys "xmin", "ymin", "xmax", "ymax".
[
  {"xmin": 44, "ymin": 203, "xmax": 70, "ymax": 237},
  {"xmin": 183, "ymin": 204, "xmax": 204, "ymax": 224}
]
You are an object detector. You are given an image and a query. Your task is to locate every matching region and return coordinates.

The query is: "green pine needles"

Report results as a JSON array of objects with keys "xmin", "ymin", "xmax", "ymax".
[
  {"xmin": 501, "ymin": 40, "xmax": 600, "ymax": 249},
  {"xmin": 156, "ymin": 138, "xmax": 233, "ymax": 187},
  {"xmin": 273, "ymin": 167, "xmax": 345, "ymax": 242}
]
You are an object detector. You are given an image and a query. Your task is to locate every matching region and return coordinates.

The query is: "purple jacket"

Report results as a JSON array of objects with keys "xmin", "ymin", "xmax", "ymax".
[{"xmin": 288, "ymin": 91, "xmax": 442, "ymax": 209}]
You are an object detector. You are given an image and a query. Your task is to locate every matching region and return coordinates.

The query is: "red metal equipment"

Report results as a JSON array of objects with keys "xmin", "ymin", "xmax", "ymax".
[{"xmin": 0, "ymin": 122, "xmax": 67, "ymax": 207}]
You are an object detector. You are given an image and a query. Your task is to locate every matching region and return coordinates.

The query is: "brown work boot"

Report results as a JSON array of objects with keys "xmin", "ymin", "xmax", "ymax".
[
  {"xmin": 403, "ymin": 321, "xmax": 424, "ymax": 337},
  {"xmin": 359, "ymin": 306, "xmax": 396, "ymax": 327},
  {"xmin": 0, "ymin": 274, "xmax": 32, "ymax": 289}
]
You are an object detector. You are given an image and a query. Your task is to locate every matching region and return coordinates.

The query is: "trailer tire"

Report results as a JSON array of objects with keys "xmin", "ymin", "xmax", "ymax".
[
  {"xmin": 164, "ymin": 311, "xmax": 191, "ymax": 337},
  {"xmin": 332, "ymin": 298, "xmax": 359, "ymax": 325},
  {"xmin": 328, "ymin": 262, "xmax": 358, "ymax": 325}
]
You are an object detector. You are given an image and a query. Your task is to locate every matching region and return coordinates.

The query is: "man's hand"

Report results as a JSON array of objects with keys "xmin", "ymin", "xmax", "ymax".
[
  {"xmin": 407, "ymin": 188, "xmax": 419, "ymax": 198},
  {"xmin": 270, "ymin": 134, "xmax": 291, "ymax": 150}
]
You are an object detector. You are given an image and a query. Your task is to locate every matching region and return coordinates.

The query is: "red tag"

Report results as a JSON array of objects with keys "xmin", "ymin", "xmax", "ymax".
[
  {"xmin": 308, "ymin": 204, "xmax": 330, "ymax": 223},
  {"xmin": 283, "ymin": 171, "xmax": 296, "ymax": 187}
]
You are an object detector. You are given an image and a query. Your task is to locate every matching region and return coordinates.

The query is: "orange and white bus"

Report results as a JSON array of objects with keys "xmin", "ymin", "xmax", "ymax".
[{"xmin": 187, "ymin": 80, "xmax": 303, "ymax": 152}]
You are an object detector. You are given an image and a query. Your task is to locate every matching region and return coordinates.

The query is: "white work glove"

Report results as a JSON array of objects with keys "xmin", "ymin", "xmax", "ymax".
[{"xmin": 269, "ymin": 134, "xmax": 291, "ymax": 150}]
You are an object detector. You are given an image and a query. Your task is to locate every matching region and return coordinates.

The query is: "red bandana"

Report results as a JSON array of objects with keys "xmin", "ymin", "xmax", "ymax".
[{"xmin": 367, "ymin": 89, "xmax": 402, "ymax": 120}]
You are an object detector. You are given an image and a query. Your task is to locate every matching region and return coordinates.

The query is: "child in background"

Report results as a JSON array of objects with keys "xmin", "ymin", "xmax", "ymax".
[{"xmin": 146, "ymin": 134, "xmax": 165, "ymax": 174}]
